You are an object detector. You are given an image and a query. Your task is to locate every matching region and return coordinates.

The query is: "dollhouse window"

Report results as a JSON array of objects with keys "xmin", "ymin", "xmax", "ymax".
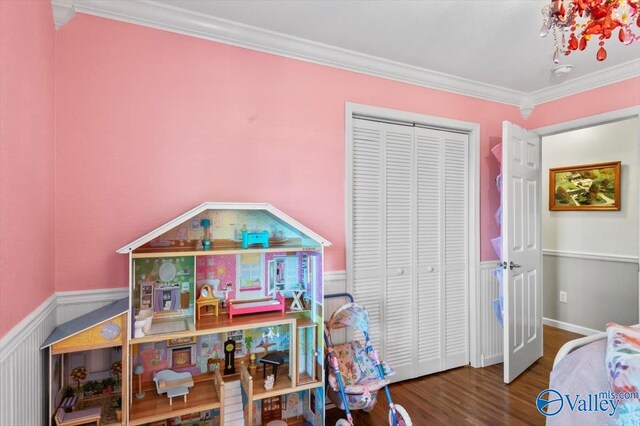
[{"xmin": 238, "ymin": 253, "xmax": 264, "ymax": 291}]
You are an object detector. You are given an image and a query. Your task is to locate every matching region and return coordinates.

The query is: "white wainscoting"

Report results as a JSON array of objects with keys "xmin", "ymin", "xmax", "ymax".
[
  {"xmin": 324, "ymin": 271, "xmax": 348, "ymax": 345},
  {"xmin": 56, "ymin": 288, "xmax": 128, "ymax": 324},
  {"xmin": 0, "ymin": 294, "xmax": 57, "ymax": 426},
  {"xmin": 478, "ymin": 261, "xmax": 504, "ymax": 367},
  {"xmin": 0, "ymin": 275, "xmax": 346, "ymax": 425},
  {"xmin": 0, "ymin": 288, "xmax": 128, "ymax": 426}
]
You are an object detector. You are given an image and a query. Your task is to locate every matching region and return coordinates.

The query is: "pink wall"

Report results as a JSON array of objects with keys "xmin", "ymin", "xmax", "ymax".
[
  {"xmin": 527, "ymin": 77, "xmax": 640, "ymax": 129},
  {"xmin": 53, "ymin": 14, "xmax": 639, "ymax": 293},
  {"xmin": 55, "ymin": 14, "xmax": 525, "ymax": 291},
  {"xmin": 0, "ymin": 0, "xmax": 56, "ymax": 337}
]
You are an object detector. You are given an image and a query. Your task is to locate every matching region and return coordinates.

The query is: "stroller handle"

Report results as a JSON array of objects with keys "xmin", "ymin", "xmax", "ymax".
[{"xmin": 324, "ymin": 292, "xmax": 354, "ymax": 303}]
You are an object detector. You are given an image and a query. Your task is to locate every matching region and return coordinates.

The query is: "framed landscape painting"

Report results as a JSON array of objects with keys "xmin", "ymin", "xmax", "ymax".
[{"xmin": 549, "ymin": 161, "xmax": 621, "ymax": 211}]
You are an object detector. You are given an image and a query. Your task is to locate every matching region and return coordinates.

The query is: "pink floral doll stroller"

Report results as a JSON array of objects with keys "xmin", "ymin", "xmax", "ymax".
[{"xmin": 325, "ymin": 293, "xmax": 412, "ymax": 426}]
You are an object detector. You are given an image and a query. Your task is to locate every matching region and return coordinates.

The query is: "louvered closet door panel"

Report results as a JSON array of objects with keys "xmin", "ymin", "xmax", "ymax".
[
  {"xmin": 415, "ymin": 127, "xmax": 442, "ymax": 375},
  {"xmin": 383, "ymin": 124, "xmax": 415, "ymax": 380},
  {"xmin": 443, "ymin": 132, "xmax": 469, "ymax": 369},
  {"xmin": 351, "ymin": 119, "xmax": 384, "ymax": 349}
]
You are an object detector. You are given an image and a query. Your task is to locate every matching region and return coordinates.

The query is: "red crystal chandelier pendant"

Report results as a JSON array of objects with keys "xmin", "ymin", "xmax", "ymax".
[{"xmin": 541, "ymin": 0, "xmax": 640, "ymax": 62}]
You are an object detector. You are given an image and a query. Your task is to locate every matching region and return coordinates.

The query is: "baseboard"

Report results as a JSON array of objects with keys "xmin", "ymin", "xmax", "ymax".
[
  {"xmin": 482, "ymin": 354, "xmax": 503, "ymax": 367},
  {"xmin": 543, "ymin": 317, "xmax": 602, "ymax": 336}
]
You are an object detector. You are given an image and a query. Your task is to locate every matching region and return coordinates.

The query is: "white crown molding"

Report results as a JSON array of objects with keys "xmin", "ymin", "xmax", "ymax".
[
  {"xmin": 51, "ymin": 0, "xmax": 76, "ymax": 29},
  {"xmin": 528, "ymin": 59, "xmax": 640, "ymax": 106},
  {"xmin": 53, "ymin": 0, "xmax": 525, "ymax": 107},
  {"xmin": 52, "ymin": 0, "xmax": 639, "ymax": 117}
]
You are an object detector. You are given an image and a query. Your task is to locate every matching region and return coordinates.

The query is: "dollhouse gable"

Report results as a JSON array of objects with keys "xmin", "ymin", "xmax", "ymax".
[{"xmin": 116, "ymin": 202, "xmax": 332, "ymax": 254}]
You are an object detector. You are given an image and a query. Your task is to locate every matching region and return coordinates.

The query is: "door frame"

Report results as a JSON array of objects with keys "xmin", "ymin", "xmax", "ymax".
[
  {"xmin": 344, "ymin": 102, "xmax": 481, "ymax": 369},
  {"xmin": 532, "ymin": 105, "xmax": 640, "ymax": 323}
]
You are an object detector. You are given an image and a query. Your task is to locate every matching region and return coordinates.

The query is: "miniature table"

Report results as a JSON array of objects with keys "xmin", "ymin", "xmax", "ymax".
[
  {"xmin": 290, "ymin": 288, "xmax": 306, "ymax": 311},
  {"xmin": 259, "ymin": 353, "xmax": 284, "ymax": 382},
  {"xmin": 196, "ymin": 297, "xmax": 219, "ymax": 319}
]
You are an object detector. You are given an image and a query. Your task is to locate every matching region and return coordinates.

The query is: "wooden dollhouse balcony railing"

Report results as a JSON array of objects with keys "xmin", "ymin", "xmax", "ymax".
[{"xmin": 129, "ymin": 311, "xmax": 297, "ymax": 345}]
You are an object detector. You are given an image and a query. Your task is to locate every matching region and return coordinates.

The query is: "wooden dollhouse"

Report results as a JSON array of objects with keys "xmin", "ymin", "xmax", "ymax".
[{"xmin": 43, "ymin": 202, "xmax": 329, "ymax": 426}]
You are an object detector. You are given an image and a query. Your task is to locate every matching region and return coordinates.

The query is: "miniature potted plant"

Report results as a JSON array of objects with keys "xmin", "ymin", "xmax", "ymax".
[
  {"xmin": 93, "ymin": 380, "xmax": 104, "ymax": 396},
  {"xmin": 83, "ymin": 380, "xmax": 95, "ymax": 396},
  {"xmin": 111, "ymin": 361, "xmax": 122, "ymax": 385},
  {"xmin": 101, "ymin": 377, "xmax": 115, "ymax": 394},
  {"xmin": 70, "ymin": 366, "xmax": 87, "ymax": 394},
  {"xmin": 114, "ymin": 396, "xmax": 122, "ymax": 422}
]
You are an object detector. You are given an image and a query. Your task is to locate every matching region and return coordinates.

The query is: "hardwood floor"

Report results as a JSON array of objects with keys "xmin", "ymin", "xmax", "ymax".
[{"xmin": 325, "ymin": 326, "xmax": 582, "ymax": 425}]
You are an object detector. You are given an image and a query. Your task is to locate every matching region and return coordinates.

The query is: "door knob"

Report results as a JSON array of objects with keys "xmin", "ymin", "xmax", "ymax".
[
  {"xmin": 426, "ymin": 266, "xmax": 434, "ymax": 272},
  {"xmin": 397, "ymin": 268, "xmax": 404, "ymax": 275},
  {"xmin": 499, "ymin": 261, "xmax": 522, "ymax": 270}
]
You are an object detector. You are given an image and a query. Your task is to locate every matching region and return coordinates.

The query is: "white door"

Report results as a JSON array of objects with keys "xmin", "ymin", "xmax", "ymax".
[{"xmin": 501, "ymin": 121, "xmax": 543, "ymax": 384}]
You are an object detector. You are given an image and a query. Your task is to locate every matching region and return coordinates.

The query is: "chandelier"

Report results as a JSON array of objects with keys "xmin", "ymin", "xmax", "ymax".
[{"xmin": 541, "ymin": 0, "xmax": 640, "ymax": 62}]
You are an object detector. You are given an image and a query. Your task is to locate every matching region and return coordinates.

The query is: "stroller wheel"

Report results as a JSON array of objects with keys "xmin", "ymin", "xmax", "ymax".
[
  {"xmin": 388, "ymin": 404, "xmax": 412, "ymax": 426},
  {"xmin": 336, "ymin": 419, "xmax": 351, "ymax": 426}
]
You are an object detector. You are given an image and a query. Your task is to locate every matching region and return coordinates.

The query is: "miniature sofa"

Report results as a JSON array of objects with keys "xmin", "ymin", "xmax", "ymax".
[
  {"xmin": 54, "ymin": 407, "xmax": 101, "ymax": 426},
  {"xmin": 153, "ymin": 369, "xmax": 194, "ymax": 405}
]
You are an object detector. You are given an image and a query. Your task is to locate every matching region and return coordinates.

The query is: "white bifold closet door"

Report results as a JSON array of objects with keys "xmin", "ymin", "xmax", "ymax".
[{"xmin": 350, "ymin": 117, "xmax": 469, "ymax": 382}]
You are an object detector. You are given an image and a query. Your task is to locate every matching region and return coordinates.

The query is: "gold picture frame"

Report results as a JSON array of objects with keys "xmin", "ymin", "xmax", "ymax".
[
  {"xmin": 549, "ymin": 161, "xmax": 621, "ymax": 211},
  {"xmin": 167, "ymin": 336, "xmax": 196, "ymax": 347}
]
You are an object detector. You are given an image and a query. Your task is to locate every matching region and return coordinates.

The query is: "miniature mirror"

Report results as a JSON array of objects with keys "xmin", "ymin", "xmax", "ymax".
[
  {"xmin": 159, "ymin": 262, "xmax": 177, "ymax": 283},
  {"xmin": 200, "ymin": 284, "xmax": 212, "ymax": 299}
]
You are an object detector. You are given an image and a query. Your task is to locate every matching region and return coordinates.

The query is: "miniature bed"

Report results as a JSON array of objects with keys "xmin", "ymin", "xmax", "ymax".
[{"xmin": 227, "ymin": 292, "xmax": 286, "ymax": 319}]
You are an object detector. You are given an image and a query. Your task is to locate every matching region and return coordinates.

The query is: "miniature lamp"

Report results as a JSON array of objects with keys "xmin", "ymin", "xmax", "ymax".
[
  {"xmin": 200, "ymin": 219, "xmax": 212, "ymax": 250},
  {"xmin": 134, "ymin": 364, "xmax": 145, "ymax": 399}
]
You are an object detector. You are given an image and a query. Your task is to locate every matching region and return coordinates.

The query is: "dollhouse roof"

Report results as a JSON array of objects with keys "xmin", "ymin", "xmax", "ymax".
[
  {"xmin": 116, "ymin": 202, "xmax": 332, "ymax": 253},
  {"xmin": 41, "ymin": 298, "xmax": 129, "ymax": 349}
]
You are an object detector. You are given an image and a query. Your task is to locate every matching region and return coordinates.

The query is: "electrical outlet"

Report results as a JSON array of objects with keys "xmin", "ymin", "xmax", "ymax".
[{"xmin": 559, "ymin": 291, "xmax": 568, "ymax": 303}]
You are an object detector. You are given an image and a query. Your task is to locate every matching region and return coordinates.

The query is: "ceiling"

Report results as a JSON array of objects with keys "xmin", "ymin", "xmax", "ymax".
[
  {"xmin": 157, "ymin": 0, "xmax": 639, "ymax": 93},
  {"xmin": 52, "ymin": 0, "xmax": 640, "ymax": 109}
]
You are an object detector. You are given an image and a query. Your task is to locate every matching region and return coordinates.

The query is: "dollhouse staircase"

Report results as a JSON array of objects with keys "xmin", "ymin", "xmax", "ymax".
[{"xmin": 223, "ymin": 380, "xmax": 245, "ymax": 426}]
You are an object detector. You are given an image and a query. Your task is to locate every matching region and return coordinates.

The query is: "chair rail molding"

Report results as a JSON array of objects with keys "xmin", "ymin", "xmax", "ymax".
[
  {"xmin": 543, "ymin": 249, "xmax": 639, "ymax": 264},
  {"xmin": 50, "ymin": 0, "xmax": 639, "ymax": 116}
]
